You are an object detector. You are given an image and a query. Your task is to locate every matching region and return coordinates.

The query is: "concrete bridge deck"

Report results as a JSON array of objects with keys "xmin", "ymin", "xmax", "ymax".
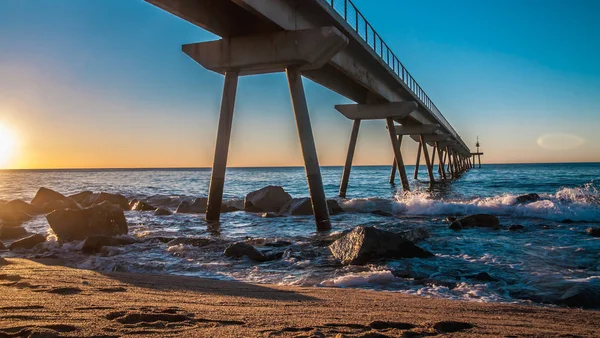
[{"xmin": 146, "ymin": 0, "xmax": 476, "ymax": 230}]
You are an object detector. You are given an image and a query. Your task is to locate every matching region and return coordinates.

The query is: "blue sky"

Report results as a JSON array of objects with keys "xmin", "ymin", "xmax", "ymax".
[{"xmin": 0, "ymin": 0, "xmax": 598, "ymax": 168}]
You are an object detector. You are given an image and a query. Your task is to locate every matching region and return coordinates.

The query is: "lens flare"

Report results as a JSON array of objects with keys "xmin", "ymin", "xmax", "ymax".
[
  {"xmin": 536, "ymin": 133, "xmax": 585, "ymax": 150},
  {"xmin": 0, "ymin": 123, "xmax": 17, "ymax": 167}
]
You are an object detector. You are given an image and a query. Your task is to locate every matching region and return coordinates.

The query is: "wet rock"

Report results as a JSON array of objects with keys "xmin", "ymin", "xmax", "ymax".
[
  {"xmin": 371, "ymin": 210, "xmax": 394, "ymax": 217},
  {"xmin": 167, "ymin": 237, "xmax": 213, "ymax": 247},
  {"xmin": 263, "ymin": 240, "xmax": 292, "ymax": 247},
  {"xmin": 31, "ymin": 187, "xmax": 70, "ymax": 207},
  {"xmin": 175, "ymin": 198, "xmax": 207, "ymax": 214},
  {"xmin": 0, "ymin": 242, "xmax": 5, "ymax": 250},
  {"xmin": 224, "ymin": 242, "xmax": 270, "ymax": 262},
  {"xmin": 446, "ymin": 216, "xmax": 457, "ymax": 223},
  {"xmin": 559, "ymin": 284, "xmax": 600, "ymax": 309},
  {"xmin": 144, "ymin": 237, "xmax": 175, "ymax": 244},
  {"xmin": 508, "ymin": 224, "xmax": 525, "ymax": 231},
  {"xmin": 467, "ymin": 272, "xmax": 497, "ymax": 282},
  {"xmin": 154, "ymin": 208, "xmax": 172, "ymax": 216},
  {"xmin": 329, "ymin": 226, "xmax": 434, "ymax": 265},
  {"xmin": 278, "ymin": 198, "xmax": 344, "ymax": 216},
  {"xmin": 261, "ymin": 212, "xmax": 281, "ymax": 218},
  {"xmin": 516, "ymin": 193, "xmax": 540, "ymax": 204},
  {"xmin": 9, "ymin": 234, "xmax": 46, "ymax": 250},
  {"xmin": 449, "ymin": 214, "xmax": 500, "ymax": 230},
  {"xmin": 561, "ymin": 219, "xmax": 575, "ymax": 224},
  {"xmin": 0, "ymin": 210, "xmax": 32, "ymax": 224},
  {"xmin": 130, "ymin": 200, "xmax": 156, "ymax": 211},
  {"xmin": 68, "ymin": 191, "xmax": 94, "ymax": 204},
  {"xmin": 41, "ymin": 199, "xmax": 80, "ymax": 213},
  {"xmin": 0, "ymin": 226, "xmax": 28, "ymax": 239},
  {"xmin": 327, "ymin": 199, "xmax": 344, "ymax": 215},
  {"xmin": 587, "ymin": 227, "xmax": 600, "ymax": 237},
  {"xmin": 47, "ymin": 201, "xmax": 128, "ymax": 241},
  {"xmin": 2, "ymin": 199, "xmax": 42, "ymax": 215},
  {"xmin": 244, "ymin": 186, "xmax": 291, "ymax": 212},
  {"xmin": 82, "ymin": 235, "xmax": 137, "ymax": 254},
  {"xmin": 81, "ymin": 192, "xmax": 129, "ymax": 210},
  {"xmin": 221, "ymin": 199, "xmax": 244, "ymax": 212}
]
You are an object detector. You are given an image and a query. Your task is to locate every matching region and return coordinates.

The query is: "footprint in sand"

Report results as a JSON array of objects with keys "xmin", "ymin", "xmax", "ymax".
[
  {"xmin": 47, "ymin": 287, "xmax": 83, "ymax": 295},
  {"xmin": 0, "ymin": 324, "xmax": 79, "ymax": 337},
  {"xmin": 433, "ymin": 321, "xmax": 474, "ymax": 333},
  {"xmin": 96, "ymin": 287, "xmax": 127, "ymax": 293}
]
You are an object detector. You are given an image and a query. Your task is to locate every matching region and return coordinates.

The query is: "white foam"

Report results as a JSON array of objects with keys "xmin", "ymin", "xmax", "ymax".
[{"xmin": 319, "ymin": 270, "xmax": 396, "ymax": 287}]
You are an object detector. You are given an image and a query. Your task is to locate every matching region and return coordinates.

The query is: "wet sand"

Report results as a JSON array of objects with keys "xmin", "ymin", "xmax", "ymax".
[{"xmin": 0, "ymin": 258, "xmax": 598, "ymax": 337}]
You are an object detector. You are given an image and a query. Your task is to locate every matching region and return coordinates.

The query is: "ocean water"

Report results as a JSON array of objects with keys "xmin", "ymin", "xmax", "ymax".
[{"xmin": 1, "ymin": 163, "xmax": 599, "ymax": 308}]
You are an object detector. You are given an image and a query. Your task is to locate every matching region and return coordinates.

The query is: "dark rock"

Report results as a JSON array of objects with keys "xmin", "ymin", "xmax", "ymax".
[
  {"xmin": 559, "ymin": 284, "xmax": 600, "ymax": 309},
  {"xmin": 221, "ymin": 199, "xmax": 244, "ymax": 212},
  {"xmin": 244, "ymin": 186, "xmax": 292, "ymax": 212},
  {"xmin": 264, "ymin": 240, "xmax": 292, "ymax": 247},
  {"xmin": 446, "ymin": 216, "xmax": 457, "ymax": 223},
  {"xmin": 371, "ymin": 210, "xmax": 394, "ymax": 217},
  {"xmin": 586, "ymin": 227, "xmax": 600, "ymax": 237},
  {"xmin": 82, "ymin": 192, "xmax": 130, "ymax": 210},
  {"xmin": 82, "ymin": 235, "xmax": 137, "ymax": 254},
  {"xmin": 467, "ymin": 272, "xmax": 497, "ymax": 282},
  {"xmin": 9, "ymin": 234, "xmax": 46, "ymax": 250},
  {"xmin": 224, "ymin": 242, "xmax": 270, "ymax": 262},
  {"xmin": 561, "ymin": 219, "xmax": 575, "ymax": 224},
  {"xmin": 0, "ymin": 210, "xmax": 32, "ymax": 224},
  {"xmin": 31, "ymin": 187, "xmax": 69, "ymax": 207},
  {"xmin": 68, "ymin": 191, "xmax": 94, "ymax": 203},
  {"xmin": 2, "ymin": 199, "xmax": 42, "ymax": 215},
  {"xmin": 41, "ymin": 199, "xmax": 80, "ymax": 213},
  {"xmin": 508, "ymin": 224, "xmax": 525, "ymax": 231},
  {"xmin": 449, "ymin": 214, "xmax": 500, "ymax": 230},
  {"xmin": 516, "ymin": 193, "xmax": 541, "ymax": 204},
  {"xmin": 154, "ymin": 208, "xmax": 172, "ymax": 216},
  {"xmin": 327, "ymin": 199, "xmax": 344, "ymax": 215},
  {"xmin": 175, "ymin": 198, "xmax": 207, "ymax": 214},
  {"xmin": 0, "ymin": 226, "xmax": 28, "ymax": 239},
  {"xmin": 0, "ymin": 242, "xmax": 5, "ymax": 250},
  {"xmin": 279, "ymin": 198, "xmax": 313, "ymax": 215},
  {"xmin": 261, "ymin": 212, "xmax": 281, "ymax": 218},
  {"xmin": 328, "ymin": 226, "xmax": 433, "ymax": 265},
  {"xmin": 46, "ymin": 201, "xmax": 128, "ymax": 241},
  {"xmin": 130, "ymin": 200, "xmax": 156, "ymax": 211},
  {"xmin": 167, "ymin": 237, "xmax": 213, "ymax": 247}
]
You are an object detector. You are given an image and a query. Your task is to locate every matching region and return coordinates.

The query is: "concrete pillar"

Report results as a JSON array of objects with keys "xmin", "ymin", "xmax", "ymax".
[
  {"xmin": 389, "ymin": 135, "xmax": 403, "ymax": 184},
  {"xmin": 436, "ymin": 142, "xmax": 447, "ymax": 180},
  {"xmin": 386, "ymin": 119, "xmax": 410, "ymax": 191},
  {"xmin": 286, "ymin": 66, "xmax": 331, "ymax": 230},
  {"xmin": 339, "ymin": 119, "xmax": 361, "ymax": 198},
  {"xmin": 478, "ymin": 154, "xmax": 482, "ymax": 168},
  {"xmin": 413, "ymin": 141, "xmax": 422, "ymax": 179},
  {"xmin": 420, "ymin": 135, "xmax": 435, "ymax": 183},
  {"xmin": 431, "ymin": 144, "xmax": 437, "ymax": 171},
  {"xmin": 206, "ymin": 72, "xmax": 239, "ymax": 222},
  {"xmin": 447, "ymin": 147, "xmax": 455, "ymax": 178}
]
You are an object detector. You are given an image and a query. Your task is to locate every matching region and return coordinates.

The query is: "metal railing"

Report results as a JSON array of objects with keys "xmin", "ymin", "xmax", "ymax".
[{"xmin": 323, "ymin": 0, "xmax": 460, "ymax": 144}]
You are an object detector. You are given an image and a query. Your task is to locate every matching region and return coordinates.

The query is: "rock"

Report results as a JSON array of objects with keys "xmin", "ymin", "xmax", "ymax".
[
  {"xmin": 446, "ymin": 216, "xmax": 457, "ymax": 223},
  {"xmin": 587, "ymin": 227, "xmax": 600, "ymax": 237},
  {"xmin": 31, "ymin": 187, "xmax": 69, "ymax": 206},
  {"xmin": 154, "ymin": 208, "xmax": 172, "ymax": 216},
  {"xmin": 81, "ymin": 192, "xmax": 130, "ymax": 210},
  {"xmin": 9, "ymin": 234, "xmax": 46, "ymax": 250},
  {"xmin": 0, "ymin": 210, "xmax": 32, "ymax": 224},
  {"xmin": 261, "ymin": 212, "xmax": 280, "ymax": 218},
  {"xmin": 0, "ymin": 242, "xmax": 5, "ymax": 250},
  {"xmin": 0, "ymin": 226, "xmax": 28, "ymax": 239},
  {"xmin": 221, "ymin": 199, "xmax": 244, "ymax": 212},
  {"xmin": 167, "ymin": 237, "xmax": 213, "ymax": 247},
  {"xmin": 82, "ymin": 235, "xmax": 137, "ymax": 254},
  {"xmin": 68, "ymin": 191, "xmax": 94, "ymax": 204},
  {"xmin": 329, "ymin": 226, "xmax": 434, "ymax": 265},
  {"xmin": 175, "ymin": 198, "xmax": 207, "ymax": 214},
  {"xmin": 327, "ymin": 199, "xmax": 344, "ymax": 215},
  {"xmin": 449, "ymin": 214, "xmax": 500, "ymax": 230},
  {"xmin": 244, "ymin": 186, "xmax": 291, "ymax": 212},
  {"xmin": 371, "ymin": 210, "xmax": 393, "ymax": 217},
  {"xmin": 516, "ymin": 193, "xmax": 540, "ymax": 204},
  {"xmin": 224, "ymin": 242, "xmax": 270, "ymax": 262},
  {"xmin": 130, "ymin": 200, "xmax": 156, "ymax": 211},
  {"xmin": 46, "ymin": 201, "xmax": 128, "ymax": 241},
  {"xmin": 2, "ymin": 199, "xmax": 42, "ymax": 215},
  {"xmin": 561, "ymin": 219, "xmax": 575, "ymax": 224},
  {"xmin": 467, "ymin": 272, "xmax": 497, "ymax": 282},
  {"xmin": 41, "ymin": 199, "xmax": 80, "ymax": 213},
  {"xmin": 559, "ymin": 284, "xmax": 600, "ymax": 309},
  {"xmin": 278, "ymin": 198, "xmax": 345, "ymax": 216},
  {"xmin": 508, "ymin": 224, "xmax": 525, "ymax": 231}
]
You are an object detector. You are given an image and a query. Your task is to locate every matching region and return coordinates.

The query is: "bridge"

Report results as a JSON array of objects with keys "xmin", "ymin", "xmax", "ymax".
[{"xmin": 146, "ymin": 0, "xmax": 477, "ymax": 230}]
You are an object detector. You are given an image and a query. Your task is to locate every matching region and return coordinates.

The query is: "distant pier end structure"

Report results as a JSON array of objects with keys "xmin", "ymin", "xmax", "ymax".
[
  {"xmin": 472, "ymin": 137, "xmax": 484, "ymax": 168},
  {"xmin": 146, "ymin": 0, "xmax": 473, "ymax": 230}
]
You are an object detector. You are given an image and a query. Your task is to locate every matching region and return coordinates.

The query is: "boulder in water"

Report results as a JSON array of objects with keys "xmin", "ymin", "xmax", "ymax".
[
  {"xmin": 467, "ymin": 272, "xmax": 497, "ymax": 282},
  {"xmin": 445, "ymin": 216, "xmax": 457, "ymax": 223},
  {"xmin": 244, "ymin": 186, "xmax": 291, "ymax": 212},
  {"xmin": 516, "ymin": 193, "xmax": 541, "ymax": 204},
  {"xmin": 0, "ymin": 242, "xmax": 5, "ymax": 250},
  {"xmin": 221, "ymin": 199, "xmax": 244, "ymax": 212},
  {"xmin": 224, "ymin": 242, "xmax": 270, "ymax": 262},
  {"xmin": 68, "ymin": 191, "xmax": 94, "ymax": 204},
  {"xmin": 130, "ymin": 200, "xmax": 156, "ymax": 211},
  {"xmin": 559, "ymin": 284, "xmax": 600, "ymax": 309},
  {"xmin": 371, "ymin": 210, "xmax": 393, "ymax": 217},
  {"xmin": 154, "ymin": 208, "xmax": 172, "ymax": 216},
  {"xmin": 509, "ymin": 224, "xmax": 525, "ymax": 231},
  {"xmin": 278, "ymin": 198, "xmax": 344, "ymax": 216},
  {"xmin": 0, "ymin": 210, "xmax": 32, "ymax": 224},
  {"xmin": 82, "ymin": 192, "xmax": 130, "ymax": 210},
  {"xmin": 82, "ymin": 235, "xmax": 137, "ymax": 254},
  {"xmin": 9, "ymin": 234, "xmax": 46, "ymax": 250},
  {"xmin": 175, "ymin": 198, "xmax": 207, "ymax": 214},
  {"xmin": 46, "ymin": 201, "xmax": 128, "ymax": 241},
  {"xmin": 449, "ymin": 214, "xmax": 500, "ymax": 230},
  {"xmin": 329, "ymin": 226, "xmax": 434, "ymax": 265},
  {"xmin": 327, "ymin": 199, "xmax": 344, "ymax": 215},
  {"xmin": 0, "ymin": 226, "xmax": 28, "ymax": 240},
  {"xmin": 2, "ymin": 199, "xmax": 42, "ymax": 215},
  {"xmin": 587, "ymin": 227, "xmax": 600, "ymax": 237},
  {"xmin": 31, "ymin": 187, "xmax": 69, "ymax": 207}
]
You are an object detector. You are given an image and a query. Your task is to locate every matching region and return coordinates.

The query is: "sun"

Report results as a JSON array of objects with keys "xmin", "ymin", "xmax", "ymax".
[{"xmin": 0, "ymin": 123, "xmax": 17, "ymax": 168}]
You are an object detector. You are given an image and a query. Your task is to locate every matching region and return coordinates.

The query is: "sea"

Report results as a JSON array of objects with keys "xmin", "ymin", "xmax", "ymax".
[{"xmin": 1, "ymin": 163, "xmax": 599, "ymax": 308}]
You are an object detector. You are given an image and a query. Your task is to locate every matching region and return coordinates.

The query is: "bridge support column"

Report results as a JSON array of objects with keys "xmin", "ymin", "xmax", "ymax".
[
  {"xmin": 387, "ymin": 119, "xmax": 410, "ymax": 191},
  {"xmin": 287, "ymin": 67, "xmax": 331, "ymax": 230},
  {"xmin": 339, "ymin": 119, "xmax": 361, "ymax": 198},
  {"xmin": 206, "ymin": 72, "xmax": 239, "ymax": 222},
  {"xmin": 478, "ymin": 153, "xmax": 482, "ymax": 168},
  {"xmin": 420, "ymin": 135, "xmax": 435, "ymax": 183},
  {"xmin": 436, "ymin": 142, "xmax": 447, "ymax": 180},
  {"xmin": 389, "ymin": 135, "xmax": 403, "ymax": 184},
  {"xmin": 414, "ymin": 140, "xmax": 422, "ymax": 179}
]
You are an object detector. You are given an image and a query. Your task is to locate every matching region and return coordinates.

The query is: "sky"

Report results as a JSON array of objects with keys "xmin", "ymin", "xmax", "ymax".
[{"xmin": 0, "ymin": 0, "xmax": 598, "ymax": 169}]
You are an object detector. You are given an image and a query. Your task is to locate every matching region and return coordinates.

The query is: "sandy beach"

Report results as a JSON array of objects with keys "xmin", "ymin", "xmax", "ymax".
[{"xmin": 0, "ymin": 258, "xmax": 598, "ymax": 337}]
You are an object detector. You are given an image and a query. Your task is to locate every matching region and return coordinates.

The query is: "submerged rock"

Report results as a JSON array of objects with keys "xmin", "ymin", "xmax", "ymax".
[
  {"xmin": 82, "ymin": 235, "xmax": 137, "ymax": 254},
  {"xmin": 82, "ymin": 192, "xmax": 130, "ymax": 210},
  {"xmin": 587, "ymin": 227, "xmax": 600, "ymax": 237},
  {"xmin": 467, "ymin": 272, "xmax": 497, "ymax": 282},
  {"xmin": 445, "ymin": 216, "xmax": 457, "ymax": 223},
  {"xmin": 449, "ymin": 214, "xmax": 500, "ymax": 230},
  {"xmin": 559, "ymin": 284, "xmax": 600, "ymax": 309},
  {"xmin": 508, "ymin": 224, "xmax": 525, "ymax": 231},
  {"xmin": 9, "ymin": 234, "xmax": 46, "ymax": 250},
  {"xmin": 224, "ymin": 242, "xmax": 271, "ymax": 262},
  {"xmin": 175, "ymin": 198, "xmax": 207, "ymax": 214},
  {"xmin": 130, "ymin": 200, "xmax": 156, "ymax": 211},
  {"xmin": 47, "ymin": 201, "xmax": 128, "ymax": 241},
  {"xmin": 154, "ymin": 208, "xmax": 172, "ymax": 216},
  {"xmin": 244, "ymin": 186, "xmax": 291, "ymax": 212},
  {"xmin": 329, "ymin": 226, "xmax": 433, "ymax": 265},
  {"xmin": 516, "ymin": 193, "xmax": 541, "ymax": 204},
  {"xmin": 0, "ymin": 226, "xmax": 28, "ymax": 239}
]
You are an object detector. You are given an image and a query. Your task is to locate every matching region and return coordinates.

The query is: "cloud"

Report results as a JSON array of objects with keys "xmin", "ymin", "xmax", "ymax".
[{"xmin": 536, "ymin": 133, "xmax": 585, "ymax": 150}]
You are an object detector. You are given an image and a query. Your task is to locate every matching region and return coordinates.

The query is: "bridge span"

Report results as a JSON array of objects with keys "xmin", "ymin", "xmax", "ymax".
[{"xmin": 146, "ymin": 0, "xmax": 476, "ymax": 230}]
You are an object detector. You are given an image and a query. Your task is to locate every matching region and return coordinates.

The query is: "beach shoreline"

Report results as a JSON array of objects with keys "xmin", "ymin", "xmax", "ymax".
[{"xmin": 1, "ymin": 258, "xmax": 598, "ymax": 337}]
